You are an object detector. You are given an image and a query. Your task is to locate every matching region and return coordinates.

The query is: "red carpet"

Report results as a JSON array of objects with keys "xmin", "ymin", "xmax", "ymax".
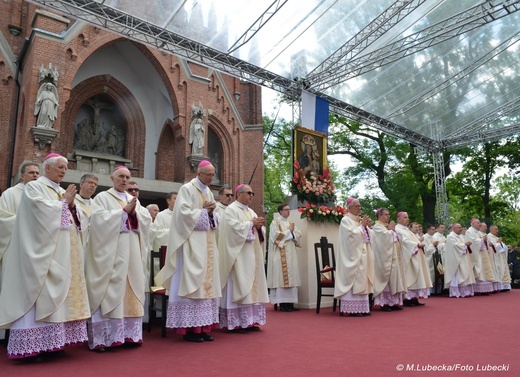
[{"xmin": 1, "ymin": 291, "xmax": 518, "ymax": 377}]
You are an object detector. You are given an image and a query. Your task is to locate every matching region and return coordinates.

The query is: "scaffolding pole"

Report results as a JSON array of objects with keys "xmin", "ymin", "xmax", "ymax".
[{"xmin": 431, "ymin": 122, "xmax": 449, "ymax": 225}]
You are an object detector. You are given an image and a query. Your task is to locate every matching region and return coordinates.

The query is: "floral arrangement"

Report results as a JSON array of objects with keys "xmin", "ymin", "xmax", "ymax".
[
  {"xmin": 291, "ymin": 160, "xmax": 347, "ymax": 224},
  {"xmin": 290, "ymin": 160, "xmax": 336, "ymax": 204},
  {"xmin": 297, "ymin": 203, "xmax": 348, "ymax": 224}
]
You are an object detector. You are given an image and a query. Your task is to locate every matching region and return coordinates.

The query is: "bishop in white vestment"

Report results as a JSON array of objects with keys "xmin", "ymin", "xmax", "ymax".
[
  {"xmin": 444, "ymin": 223, "xmax": 475, "ymax": 298},
  {"xmin": 334, "ymin": 198, "xmax": 374, "ymax": 316},
  {"xmin": 219, "ymin": 184, "xmax": 268, "ymax": 331},
  {"xmin": 155, "ymin": 161, "xmax": 221, "ymax": 342},
  {"xmin": 395, "ymin": 212, "xmax": 432, "ymax": 306},
  {"xmin": 85, "ymin": 167, "xmax": 151, "ymax": 351},
  {"xmin": 0, "ymin": 154, "xmax": 89, "ymax": 360},
  {"xmin": 372, "ymin": 208, "xmax": 406, "ymax": 311}
]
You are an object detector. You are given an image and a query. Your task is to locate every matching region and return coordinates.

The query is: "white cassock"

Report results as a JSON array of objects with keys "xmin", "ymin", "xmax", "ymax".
[
  {"xmin": 215, "ymin": 201, "xmax": 228, "ymax": 245},
  {"xmin": 464, "ymin": 227, "xmax": 494, "ymax": 293},
  {"xmin": 267, "ymin": 216, "xmax": 302, "ymax": 304},
  {"xmin": 0, "ymin": 177, "xmax": 90, "ymax": 358},
  {"xmin": 480, "ymin": 231, "xmax": 501, "ymax": 291},
  {"xmin": 433, "ymin": 231, "xmax": 446, "ymax": 264},
  {"xmin": 86, "ymin": 188, "xmax": 151, "ymax": 349},
  {"xmin": 444, "ymin": 231, "xmax": 475, "ymax": 298},
  {"xmin": 152, "ymin": 208, "xmax": 173, "ymax": 252},
  {"xmin": 0, "ymin": 183, "xmax": 24, "ymax": 292},
  {"xmin": 219, "ymin": 201, "xmax": 268, "ymax": 329},
  {"xmin": 74, "ymin": 194, "xmax": 93, "ymax": 250},
  {"xmin": 155, "ymin": 178, "xmax": 220, "ymax": 334},
  {"xmin": 423, "ymin": 233, "xmax": 437, "ymax": 292},
  {"xmin": 372, "ymin": 221, "xmax": 406, "ymax": 307},
  {"xmin": 0, "ymin": 183, "xmax": 25, "ymax": 341},
  {"xmin": 488, "ymin": 233, "xmax": 511, "ymax": 291},
  {"xmin": 334, "ymin": 213, "xmax": 374, "ymax": 314},
  {"xmin": 395, "ymin": 224, "xmax": 432, "ymax": 300}
]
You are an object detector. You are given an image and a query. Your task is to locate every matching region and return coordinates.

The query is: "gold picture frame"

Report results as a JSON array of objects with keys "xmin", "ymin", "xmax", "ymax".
[{"xmin": 293, "ymin": 126, "xmax": 327, "ymax": 177}]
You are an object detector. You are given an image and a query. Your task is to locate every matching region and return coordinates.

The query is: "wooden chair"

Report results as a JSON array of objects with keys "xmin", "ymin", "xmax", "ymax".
[
  {"xmin": 314, "ymin": 236, "xmax": 338, "ymax": 314},
  {"xmin": 432, "ymin": 250, "xmax": 444, "ymax": 295},
  {"xmin": 147, "ymin": 246, "xmax": 168, "ymax": 337}
]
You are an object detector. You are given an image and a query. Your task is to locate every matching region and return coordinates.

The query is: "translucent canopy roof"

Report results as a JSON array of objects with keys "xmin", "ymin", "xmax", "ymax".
[{"xmin": 30, "ymin": 0, "xmax": 520, "ymax": 150}]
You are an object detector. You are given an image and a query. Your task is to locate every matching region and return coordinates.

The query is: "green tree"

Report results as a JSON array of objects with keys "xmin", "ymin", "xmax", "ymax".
[
  {"xmin": 447, "ymin": 139, "xmax": 520, "ymax": 222},
  {"xmin": 263, "ymin": 114, "xmax": 294, "ymax": 226},
  {"xmin": 327, "ymin": 115, "xmax": 449, "ymax": 223}
]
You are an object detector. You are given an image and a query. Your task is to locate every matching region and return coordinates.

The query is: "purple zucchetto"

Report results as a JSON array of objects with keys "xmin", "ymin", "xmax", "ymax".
[
  {"xmin": 112, "ymin": 165, "xmax": 128, "ymax": 173},
  {"xmin": 235, "ymin": 183, "xmax": 245, "ymax": 195},
  {"xmin": 198, "ymin": 160, "xmax": 212, "ymax": 168},
  {"xmin": 45, "ymin": 152, "xmax": 62, "ymax": 160},
  {"xmin": 346, "ymin": 197, "xmax": 356, "ymax": 206}
]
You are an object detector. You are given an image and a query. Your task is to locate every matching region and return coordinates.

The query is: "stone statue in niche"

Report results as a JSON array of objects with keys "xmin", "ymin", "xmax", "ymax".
[
  {"xmin": 75, "ymin": 119, "xmax": 96, "ymax": 150},
  {"xmin": 73, "ymin": 98, "xmax": 126, "ymax": 157},
  {"xmin": 34, "ymin": 82, "xmax": 59, "ymax": 128},
  {"xmin": 189, "ymin": 102, "xmax": 206, "ymax": 155},
  {"xmin": 212, "ymin": 152, "xmax": 221, "ymax": 184}
]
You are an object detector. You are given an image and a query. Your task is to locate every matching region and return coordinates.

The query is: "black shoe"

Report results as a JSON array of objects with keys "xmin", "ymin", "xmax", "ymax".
[
  {"xmin": 279, "ymin": 303, "xmax": 292, "ymax": 312},
  {"xmin": 380, "ymin": 305, "xmax": 392, "ymax": 312},
  {"xmin": 290, "ymin": 304, "xmax": 300, "ymax": 311},
  {"xmin": 348, "ymin": 313, "xmax": 364, "ymax": 317},
  {"xmin": 91, "ymin": 347, "xmax": 107, "ymax": 353},
  {"xmin": 412, "ymin": 299, "xmax": 425, "ymax": 306},
  {"xmin": 22, "ymin": 354, "xmax": 46, "ymax": 363},
  {"xmin": 183, "ymin": 333, "xmax": 203, "ymax": 343},
  {"xmin": 200, "ymin": 332, "xmax": 214, "ymax": 341},
  {"xmin": 391, "ymin": 305, "xmax": 403, "ymax": 311},
  {"xmin": 246, "ymin": 326, "xmax": 260, "ymax": 331},
  {"xmin": 229, "ymin": 328, "xmax": 247, "ymax": 334},
  {"xmin": 122, "ymin": 342, "xmax": 142, "ymax": 348},
  {"xmin": 403, "ymin": 300, "xmax": 415, "ymax": 307}
]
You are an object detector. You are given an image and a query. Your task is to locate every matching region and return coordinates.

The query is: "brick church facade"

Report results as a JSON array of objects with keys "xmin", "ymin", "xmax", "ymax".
[{"xmin": 0, "ymin": 1, "xmax": 264, "ymax": 212}]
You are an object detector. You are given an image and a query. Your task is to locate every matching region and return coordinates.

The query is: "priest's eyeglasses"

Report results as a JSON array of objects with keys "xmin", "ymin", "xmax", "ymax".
[
  {"xmin": 242, "ymin": 191, "xmax": 255, "ymax": 196},
  {"xmin": 222, "ymin": 194, "xmax": 233, "ymax": 197},
  {"xmin": 127, "ymin": 188, "xmax": 139, "ymax": 192}
]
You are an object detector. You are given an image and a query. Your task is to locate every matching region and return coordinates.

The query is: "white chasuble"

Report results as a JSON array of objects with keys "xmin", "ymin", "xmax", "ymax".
[
  {"xmin": 444, "ymin": 232, "xmax": 475, "ymax": 288},
  {"xmin": 0, "ymin": 177, "xmax": 90, "ymax": 327},
  {"xmin": 395, "ymin": 224, "xmax": 432, "ymax": 291},
  {"xmin": 155, "ymin": 178, "xmax": 221, "ymax": 300},
  {"xmin": 0, "ymin": 183, "xmax": 24, "ymax": 290},
  {"xmin": 334, "ymin": 213, "xmax": 374, "ymax": 298},
  {"xmin": 372, "ymin": 221, "xmax": 406, "ymax": 297},
  {"xmin": 219, "ymin": 201, "xmax": 269, "ymax": 305},
  {"xmin": 86, "ymin": 188, "xmax": 150, "ymax": 318}
]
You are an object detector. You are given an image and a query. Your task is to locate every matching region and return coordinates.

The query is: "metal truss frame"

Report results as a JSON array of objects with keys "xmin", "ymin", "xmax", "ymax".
[
  {"xmin": 444, "ymin": 97, "xmax": 520, "ymax": 140},
  {"xmin": 432, "ymin": 150, "xmax": 449, "ymax": 224},
  {"xmin": 307, "ymin": 0, "xmax": 520, "ymax": 91},
  {"xmin": 26, "ymin": 0, "xmax": 520, "ymax": 217},
  {"xmin": 429, "ymin": 122, "xmax": 449, "ymax": 224},
  {"xmin": 307, "ymin": 0, "xmax": 429, "ymax": 85},
  {"xmin": 227, "ymin": 0, "xmax": 288, "ymax": 53},
  {"xmin": 321, "ymin": 91, "xmax": 436, "ymax": 146},
  {"xmin": 29, "ymin": 0, "xmax": 518, "ymax": 149},
  {"xmin": 29, "ymin": 0, "xmax": 300, "ymax": 96},
  {"xmin": 443, "ymin": 123, "xmax": 520, "ymax": 150},
  {"xmin": 386, "ymin": 30, "xmax": 520, "ymax": 119}
]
